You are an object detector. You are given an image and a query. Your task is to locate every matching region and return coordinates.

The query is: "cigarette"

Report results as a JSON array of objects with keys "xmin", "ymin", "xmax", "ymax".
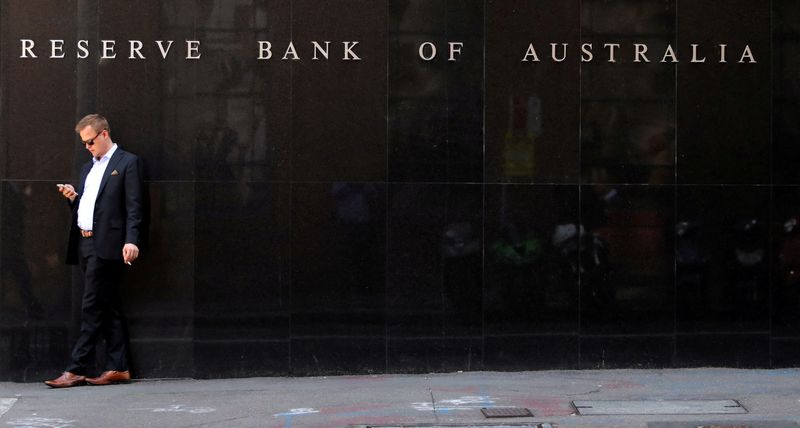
[{"xmin": 125, "ymin": 261, "xmax": 132, "ymax": 266}]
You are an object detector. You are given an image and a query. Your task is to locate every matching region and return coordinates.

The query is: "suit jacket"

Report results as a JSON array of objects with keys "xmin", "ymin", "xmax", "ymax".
[{"xmin": 66, "ymin": 147, "xmax": 144, "ymax": 264}]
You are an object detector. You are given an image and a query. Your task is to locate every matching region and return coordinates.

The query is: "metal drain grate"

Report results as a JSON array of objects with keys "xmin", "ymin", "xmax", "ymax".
[{"xmin": 481, "ymin": 407, "xmax": 534, "ymax": 418}]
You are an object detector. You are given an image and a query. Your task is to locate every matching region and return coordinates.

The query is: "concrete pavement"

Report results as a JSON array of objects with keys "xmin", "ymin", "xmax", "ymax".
[{"xmin": 1, "ymin": 369, "xmax": 799, "ymax": 428}]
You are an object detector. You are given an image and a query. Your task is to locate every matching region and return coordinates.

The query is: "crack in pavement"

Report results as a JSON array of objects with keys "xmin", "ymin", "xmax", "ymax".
[
  {"xmin": 429, "ymin": 388, "xmax": 439, "ymax": 424},
  {"xmin": 567, "ymin": 389, "xmax": 602, "ymax": 397}
]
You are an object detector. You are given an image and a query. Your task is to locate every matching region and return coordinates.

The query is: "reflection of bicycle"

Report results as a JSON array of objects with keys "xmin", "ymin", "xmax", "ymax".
[
  {"xmin": 488, "ymin": 232, "xmax": 546, "ymax": 311},
  {"xmin": 442, "ymin": 222, "xmax": 481, "ymax": 259},
  {"xmin": 780, "ymin": 217, "xmax": 800, "ymax": 287},
  {"xmin": 778, "ymin": 217, "xmax": 800, "ymax": 321},
  {"xmin": 676, "ymin": 219, "xmax": 709, "ymax": 314},
  {"xmin": 552, "ymin": 223, "xmax": 612, "ymax": 304},
  {"xmin": 730, "ymin": 218, "xmax": 767, "ymax": 307},
  {"xmin": 491, "ymin": 235, "xmax": 544, "ymax": 267}
]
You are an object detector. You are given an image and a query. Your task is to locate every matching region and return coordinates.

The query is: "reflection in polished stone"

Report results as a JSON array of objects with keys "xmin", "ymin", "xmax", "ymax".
[
  {"xmin": 677, "ymin": 186, "xmax": 770, "ymax": 333},
  {"xmin": 293, "ymin": 0, "xmax": 387, "ymax": 181},
  {"xmin": 486, "ymin": 0, "xmax": 580, "ymax": 183},
  {"xmin": 292, "ymin": 338, "xmax": 384, "ymax": 376},
  {"xmin": 772, "ymin": 187, "xmax": 800, "ymax": 338},
  {"xmin": 581, "ymin": 0, "xmax": 676, "ymax": 185},
  {"xmin": 484, "ymin": 335, "xmax": 579, "ymax": 371},
  {"xmin": 1, "ymin": 0, "xmax": 799, "ymax": 379},
  {"xmin": 0, "ymin": 182, "xmax": 73, "ymax": 381},
  {"xmin": 1, "ymin": 1, "xmax": 79, "ymax": 181},
  {"xmin": 581, "ymin": 336, "xmax": 673, "ymax": 369},
  {"xmin": 123, "ymin": 182, "xmax": 194, "ymax": 378},
  {"xmin": 293, "ymin": 183, "xmax": 386, "ymax": 339},
  {"xmin": 677, "ymin": 0, "xmax": 770, "ymax": 184},
  {"xmin": 773, "ymin": 0, "xmax": 800, "ymax": 184},
  {"xmin": 676, "ymin": 334, "xmax": 769, "ymax": 368},
  {"xmin": 194, "ymin": 182, "xmax": 290, "ymax": 377},
  {"xmin": 484, "ymin": 184, "xmax": 579, "ymax": 335},
  {"xmin": 390, "ymin": 0, "xmax": 484, "ymax": 182},
  {"xmin": 388, "ymin": 184, "xmax": 483, "ymax": 339},
  {"xmin": 581, "ymin": 185, "xmax": 674, "ymax": 335}
]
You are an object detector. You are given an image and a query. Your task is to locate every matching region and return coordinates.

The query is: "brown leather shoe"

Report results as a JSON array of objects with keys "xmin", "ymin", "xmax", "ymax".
[
  {"xmin": 44, "ymin": 372, "xmax": 86, "ymax": 388},
  {"xmin": 85, "ymin": 370, "xmax": 131, "ymax": 386}
]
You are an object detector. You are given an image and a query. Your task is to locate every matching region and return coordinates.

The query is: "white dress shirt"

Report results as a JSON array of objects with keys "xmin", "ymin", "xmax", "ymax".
[{"xmin": 77, "ymin": 144, "xmax": 118, "ymax": 231}]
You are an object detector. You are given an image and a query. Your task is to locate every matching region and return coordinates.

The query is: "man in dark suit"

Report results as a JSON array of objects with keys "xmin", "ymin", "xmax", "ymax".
[{"xmin": 45, "ymin": 114, "xmax": 143, "ymax": 388}]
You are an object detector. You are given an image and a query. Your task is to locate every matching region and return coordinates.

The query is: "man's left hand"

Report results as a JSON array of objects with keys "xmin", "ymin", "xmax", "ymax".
[{"xmin": 123, "ymin": 243, "xmax": 140, "ymax": 264}]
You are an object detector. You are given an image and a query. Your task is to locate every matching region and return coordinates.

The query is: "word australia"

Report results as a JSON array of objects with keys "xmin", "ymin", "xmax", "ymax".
[{"xmin": 522, "ymin": 43, "xmax": 757, "ymax": 63}]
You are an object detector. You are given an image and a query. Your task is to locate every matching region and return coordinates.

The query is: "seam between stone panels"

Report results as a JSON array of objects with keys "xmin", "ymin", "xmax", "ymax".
[{"xmin": 385, "ymin": 0, "xmax": 390, "ymax": 373}]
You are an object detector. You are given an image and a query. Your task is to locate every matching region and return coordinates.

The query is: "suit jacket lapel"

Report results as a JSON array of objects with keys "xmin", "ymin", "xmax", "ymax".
[{"xmin": 96, "ymin": 149, "xmax": 125, "ymax": 199}]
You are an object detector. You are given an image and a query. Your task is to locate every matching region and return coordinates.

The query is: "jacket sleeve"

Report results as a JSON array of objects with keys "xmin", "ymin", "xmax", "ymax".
[
  {"xmin": 68, "ymin": 166, "xmax": 86, "ymax": 210},
  {"xmin": 124, "ymin": 155, "xmax": 144, "ymax": 246}
]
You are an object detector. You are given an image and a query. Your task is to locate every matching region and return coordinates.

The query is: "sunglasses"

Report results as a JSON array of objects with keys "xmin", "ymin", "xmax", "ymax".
[{"xmin": 81, "ymin": 130, "xmax": 105, "ymax": 146}]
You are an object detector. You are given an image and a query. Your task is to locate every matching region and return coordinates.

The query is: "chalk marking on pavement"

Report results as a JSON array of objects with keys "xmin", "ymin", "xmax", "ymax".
[
  {"xmin": 478, "ymin": 388, "xmax": 495, "ymax": 408},
  {"xmin": 441, "ymin": 387, "xmax": 496, "ymax": 415},
  {"xmin": 0, "ymin": 399, "xmax": 17, "ymax": 419},
  {"xmin": 274, "ymin": 408, "xmax": 320, "ymax": 428},
  {"xmin": 413, "ymin": 395, "xmax": 507, "ymax": 412},
  {"xmin": 273, "ymin": 408, "xmax": 319, "ymax": 417},
  {"xmin": 6, "ymin": 416, "xmax": 77, "ymax": 428},
  {"xmin": 132, "ymin": 405, "xmax": 216, "ymax": 414}
]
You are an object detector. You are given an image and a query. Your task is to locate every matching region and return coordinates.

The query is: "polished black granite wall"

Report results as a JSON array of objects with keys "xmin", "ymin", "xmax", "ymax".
[{"xmin": 1, "ymin": 0, "xmax": 799, "ymax": 381}]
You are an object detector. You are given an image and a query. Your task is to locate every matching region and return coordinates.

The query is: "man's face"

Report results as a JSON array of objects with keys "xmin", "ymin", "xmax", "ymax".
[{"xmin": 78, "ymin": 125, "xmax": 111, "ymax": 158}]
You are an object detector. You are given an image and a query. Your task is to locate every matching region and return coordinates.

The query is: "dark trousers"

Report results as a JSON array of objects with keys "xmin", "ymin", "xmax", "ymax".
[{"xmin": 66, "ymin": 237, "xmax": 128, "ymax": 375}]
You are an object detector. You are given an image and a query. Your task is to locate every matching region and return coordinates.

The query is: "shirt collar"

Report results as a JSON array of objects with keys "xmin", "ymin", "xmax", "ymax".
[{"xmin": 93, "ymin": 143, "xmax": 118, "ymax": 164}]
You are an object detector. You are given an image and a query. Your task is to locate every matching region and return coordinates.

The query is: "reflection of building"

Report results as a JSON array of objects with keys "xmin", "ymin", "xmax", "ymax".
[
  {"xmin": 580, "ymin": 0, "xmax": 676, "ymax": 185},
  {"xmin": 1, "ymin": 0, "xmax": 799, "ymax": 381},
  {"xmin": 503, "ymin": 95, "xmax": 540, "ymax": 178}
]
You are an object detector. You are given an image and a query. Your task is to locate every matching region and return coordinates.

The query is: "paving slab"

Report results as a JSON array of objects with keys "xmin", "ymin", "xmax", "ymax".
[
  {"xmin": 0, "ymin": 398, "xmax": 17, "ymax": 419},
  {"xmin": 648, "ymin": 421, "xmax": 800, "ymax": 428},
  {"xmin": 573, "ymin": 400, "xmax": 747, "ymax": 415},
  {"xmin": 0, "ymin": 369, "xmax": 798, "ymax": 428}
]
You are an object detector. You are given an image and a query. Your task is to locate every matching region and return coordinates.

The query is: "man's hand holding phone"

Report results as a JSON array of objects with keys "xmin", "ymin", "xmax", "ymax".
[{"xmin": 56, "ymin": 184, "xmax": 78, "ymax": 202}]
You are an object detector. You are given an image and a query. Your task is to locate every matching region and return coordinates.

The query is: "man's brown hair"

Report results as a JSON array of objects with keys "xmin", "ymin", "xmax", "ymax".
[{"xmin": 75, "ymin": 114, "xmax": 110, "ymax": 134}]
